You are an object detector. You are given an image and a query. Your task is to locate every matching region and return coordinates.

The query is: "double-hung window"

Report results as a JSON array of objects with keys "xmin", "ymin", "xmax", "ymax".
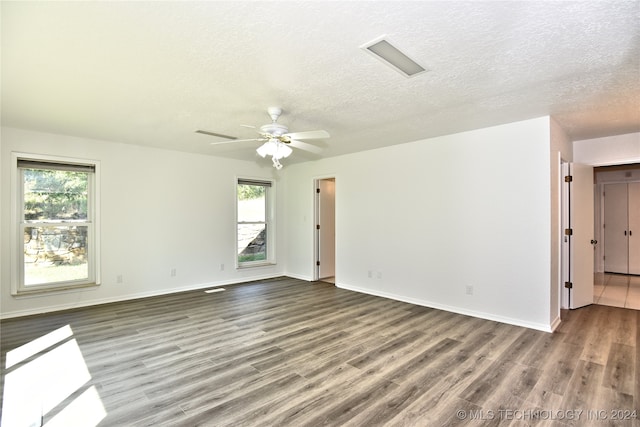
[
  {"xmin": 236, "ymin": 178, "xmax": 274, "ymax": 267},
  {"xmin": 13, "ymin": 154, "xmax": 99, "ymax": 295}
]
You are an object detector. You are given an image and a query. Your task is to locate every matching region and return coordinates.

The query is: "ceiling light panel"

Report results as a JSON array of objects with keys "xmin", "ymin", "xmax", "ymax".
[{"xmin": 361, "ymin": 36, "xmax": 427, "ymax": 78}]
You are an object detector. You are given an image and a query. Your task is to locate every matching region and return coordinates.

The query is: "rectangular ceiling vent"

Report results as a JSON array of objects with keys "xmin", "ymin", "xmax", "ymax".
[{"xmin": 361, "ymin": 36, "xmax": 427, "ymax": 78}]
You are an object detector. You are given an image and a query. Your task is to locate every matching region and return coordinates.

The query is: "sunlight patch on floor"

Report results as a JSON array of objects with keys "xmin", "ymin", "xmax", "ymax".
[
  {"xmin": 2, "ymin": 325, "xmax": 106, "ymax": 427},
  {"xmin": 45, "ymin": 386, "xmax": 105, "ymax": 427}
]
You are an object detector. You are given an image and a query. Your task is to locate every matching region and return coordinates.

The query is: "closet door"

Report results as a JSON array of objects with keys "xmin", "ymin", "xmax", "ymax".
[
  {"xmin": 604, "ymin": 183, "xmax": 628, "ymax": 273},
  {"xmin": 629, "ymin": 182, "xmax": 640, "ymax": 274}
]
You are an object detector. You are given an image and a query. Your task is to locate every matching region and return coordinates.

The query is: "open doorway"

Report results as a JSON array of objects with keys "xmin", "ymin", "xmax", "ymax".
[
  {"xmin": 562, "ymin": 163, "xmax": 640, "ymax": 310},
  {"xmin": 314, "ymin": 177, "xmax": 335, "ymax": 283},
  {"xmin": 593, "ymin": 164, "xmax": 640, "ymax": 309}
]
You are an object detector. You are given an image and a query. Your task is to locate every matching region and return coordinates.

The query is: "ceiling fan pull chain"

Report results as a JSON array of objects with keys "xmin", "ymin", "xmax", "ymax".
[{"xmin": 272, "ymin": 156, "xmax": 283, "ymax": 170}]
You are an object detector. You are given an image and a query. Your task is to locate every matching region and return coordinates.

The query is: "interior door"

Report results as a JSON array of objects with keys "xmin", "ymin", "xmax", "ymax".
[
  {"xmin": 604, "ymin": 183, "xmax": 629, "ymax": 273},
  {"xmin": 569, "ymin": 163, "xmax": 594, "ymax": 309},
  {"xmin": 629, "ymin": 182, "xmax": 640, "ymax": 274},
  {"xmin": 318, "ymin": 179, "xmax": 335, "ymax": 280}
]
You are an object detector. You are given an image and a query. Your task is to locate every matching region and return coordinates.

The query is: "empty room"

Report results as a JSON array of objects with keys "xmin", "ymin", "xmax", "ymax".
[{"xmin": 1, "ymin": 1, "xmax": 639, "ymax": 426}]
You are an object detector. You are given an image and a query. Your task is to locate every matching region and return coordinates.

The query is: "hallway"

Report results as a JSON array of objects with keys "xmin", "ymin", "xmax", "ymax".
[{"xmin": 594, "ymin": 273, "xmax": 640, "ymax": 310}]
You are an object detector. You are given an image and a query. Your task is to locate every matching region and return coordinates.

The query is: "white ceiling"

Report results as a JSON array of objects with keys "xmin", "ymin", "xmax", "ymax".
[{"xmin": 2, "ymin": 1, "xmax": 639, "ymax": 164}]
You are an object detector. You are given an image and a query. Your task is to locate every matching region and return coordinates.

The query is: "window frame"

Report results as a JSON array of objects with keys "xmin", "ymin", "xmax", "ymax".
[
  {"xmin": 236, "ymin": 177, "xmax": 276, "ymax": 269},
  {"xmin": 11, "ymin": 152, "xmax": 101, "ymax": 296}
]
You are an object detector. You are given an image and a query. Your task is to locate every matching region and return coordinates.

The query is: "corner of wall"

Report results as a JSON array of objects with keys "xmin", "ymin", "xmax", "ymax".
[{"xmin": 549, "ymin": 117, "xmax": 573, "ymax": 161}]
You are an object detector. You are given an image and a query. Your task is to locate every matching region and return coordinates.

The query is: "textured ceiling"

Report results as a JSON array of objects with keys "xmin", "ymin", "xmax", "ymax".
[{"xmin": 2, "ymin": 1, "xmax": 639, "ymax": 164}]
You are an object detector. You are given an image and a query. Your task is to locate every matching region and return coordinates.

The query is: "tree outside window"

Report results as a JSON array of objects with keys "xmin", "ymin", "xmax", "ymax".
[{"xmin": 15, "ymin": 156, "xmax": 98, "ymax": 294}]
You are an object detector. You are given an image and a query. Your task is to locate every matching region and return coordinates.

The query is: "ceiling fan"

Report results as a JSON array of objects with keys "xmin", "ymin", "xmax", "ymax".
[{"xmin": 209, "ymin": 107, "xmax": 329, "ymax": 169}]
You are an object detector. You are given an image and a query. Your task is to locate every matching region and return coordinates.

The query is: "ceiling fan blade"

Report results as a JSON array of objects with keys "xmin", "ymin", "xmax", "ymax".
[
  {"xmin": 288, "ymin": 139, "xmax": 322, "ymax": 154},
  {"xmin": 210, "ymin": 138, "xmax": 262, "ymax": 146},
  {"xmin": 283, "ymin": 130, "xmax": 330, "ymax": 140},
  {"xmin": 240, "ymin": 124, "xmax": 256, "ymax": 129},
  {"xmin": 195, "ymin": 130, "xmax": 238, "ymax": 140}
]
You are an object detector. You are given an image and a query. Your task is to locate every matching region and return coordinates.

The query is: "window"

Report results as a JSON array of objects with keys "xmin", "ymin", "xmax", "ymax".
[
  {"xmin": 237, "ymin": 178, "xmax": 274, "ymax": 267},
  {"xmin": 13, "ymin": 154, "xmax": 99, "ymax": 294}
]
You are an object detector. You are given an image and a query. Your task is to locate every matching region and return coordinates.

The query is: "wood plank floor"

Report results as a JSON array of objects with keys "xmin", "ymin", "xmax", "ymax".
[{"xmin": 1, "ymin": 277, "xmax": 638, "ymax": 426}]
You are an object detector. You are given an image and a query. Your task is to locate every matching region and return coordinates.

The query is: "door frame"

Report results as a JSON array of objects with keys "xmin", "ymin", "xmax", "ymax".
[
  {"xmin": 561, "ymin": 161, "xmax": 570, "ymax": 309},
  {"xmin": 313, "ymin": 176, "xmax": 336, "ymax": 282},
  {"xmin": 560, "ymin": 162, "xmax": 595, "ymax": 309}
]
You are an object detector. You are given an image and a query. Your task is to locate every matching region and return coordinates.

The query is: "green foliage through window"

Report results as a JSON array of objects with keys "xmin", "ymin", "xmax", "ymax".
[
  {"xmin": 23, "ymin": 169, "xmax": 88, "ymax": 221},
  {"xmin": 237, "ymin": 184, "xmax": 265, "ymax": 201}
]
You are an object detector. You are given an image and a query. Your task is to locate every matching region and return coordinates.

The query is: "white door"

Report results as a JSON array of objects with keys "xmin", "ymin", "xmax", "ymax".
[
  {"xmin": 628, "ymin": 182, "xmax": 640, "ymax": 274},
  {"xmin": 604, "ymin": 183, "xmax": 629, "ymax": 273},
  {"xmin": 569, "ymin": 163, "xmax": 595, "ymax": 309},
  {"xmin": 318, "ymin": 179, "xmax": 335, "ymax": 280}
]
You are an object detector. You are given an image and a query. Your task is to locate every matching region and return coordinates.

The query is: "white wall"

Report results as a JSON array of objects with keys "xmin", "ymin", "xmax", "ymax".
[
  {"xmin": 1, "ymin": 127, "xmax": 285, "ymax": 318},
  {"xmin": 285, "ymin": 117, "xmax": 554, "ymax": 331},
  {"xmin": 2, "ymin": 118, "xmax": 560, "ymax": 331},
  {"xmin": 573, "ymin": 132, "xmax": 640, "ymax": 166}
]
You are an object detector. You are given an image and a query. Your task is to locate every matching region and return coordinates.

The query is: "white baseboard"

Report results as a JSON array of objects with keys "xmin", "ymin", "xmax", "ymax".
[
  {"xmin": 337, "ymin": 282, "xmax": 554, "ymax": 333},
  {"xmin": 0, "ymin": 273, "xmax": 283, "ymax": 319},
  {"xmin": 284, "ymin": 272, "xmax": 314, "ymax": 282},
  {"xmin": 549, "ymin": 315, "xmax": 562, "ymax": 332},
  {"xmin": 3, "ymin": 275, "xmax": 556, "ymax": 333}
]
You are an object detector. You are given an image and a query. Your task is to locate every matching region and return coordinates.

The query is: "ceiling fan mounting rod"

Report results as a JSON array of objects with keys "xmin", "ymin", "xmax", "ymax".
[{"xmin": 267, "ymin": 106, "xmax": 282, "ymax": 123}]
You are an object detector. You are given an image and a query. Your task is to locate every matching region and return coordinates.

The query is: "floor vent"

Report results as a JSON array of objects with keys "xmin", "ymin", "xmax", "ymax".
[{"xmin": 205, "ymin": 288, "xmax": 226, "ymax": 294}]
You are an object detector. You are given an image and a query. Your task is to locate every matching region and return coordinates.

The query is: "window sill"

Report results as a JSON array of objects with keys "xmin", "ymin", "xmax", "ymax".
[
  {"xmin": 236, "ymin": 261, "xmax": 276, "ymax": 270},
  {"xmin": 12, "ymin": 282, "xmax": 100, "ymax": 298}
]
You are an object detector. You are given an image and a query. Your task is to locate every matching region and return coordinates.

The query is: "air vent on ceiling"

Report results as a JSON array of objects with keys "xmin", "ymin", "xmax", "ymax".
[{"xmin": 360, "ymin": 36, "xmax": 427, "ymax": 78}]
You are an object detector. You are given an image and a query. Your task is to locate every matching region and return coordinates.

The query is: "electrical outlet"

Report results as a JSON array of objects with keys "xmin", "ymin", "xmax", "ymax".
[
  {"xmin": 466, "ymin": 285, "xmax": 474, "ymax": 295},
  {"xmin": 116, "ymin": 275, "xmax": 123, "ymax": 284},
  {"xmin": 170, "ymin": 268, "xmax": 177, "ymax": 277},
  {"xmin": 220, "ymin": 263, "xmax": 225, "ymax": 271}
]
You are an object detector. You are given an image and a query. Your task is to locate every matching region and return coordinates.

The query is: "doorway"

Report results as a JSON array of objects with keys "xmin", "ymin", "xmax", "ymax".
[
  {"xmin": 594, "ymin": 164, "xmax": 640, "ymax": 309},
  {"xmin": 314, "ymin": 178, "xmax": 335, "ymax": 283},
  {"xmin": 602, "ymin": 182, "xmax": 640, "ymax": 274}
]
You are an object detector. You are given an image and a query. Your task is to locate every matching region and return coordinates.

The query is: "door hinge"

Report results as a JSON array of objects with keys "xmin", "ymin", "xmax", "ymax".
[
  {"xmin": 316, "ymin": 188, "xmax": 320, "ymax": 193},
  {"xmin": 316, "ymin": 261, "xmax": 320, "ymax": 266},
  {"xmin": 564, "ymin": 281, "xmax": 573, "ymax": 289},
  {"xmin": 565, "ymin": 228, "xmax": 573, "ymax": 236},
  {"xmin": 564, "ymin": 175, "xmax": 573, "ymax": 183},
  {"xmin": 316, "ymin": 224, "xmax": 320, "ymax": 230}
]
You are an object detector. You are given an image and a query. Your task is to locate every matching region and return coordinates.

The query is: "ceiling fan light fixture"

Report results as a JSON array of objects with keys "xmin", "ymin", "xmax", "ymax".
[
  {"xmin": 361, "ymin": 36, "xmax": 427, "ymax": 78},
  {"xmin": 209, "ymin": 107, "xmax": 327, "ymax": 169},
  {"xmin": 256, "ymin": 140, "xmax": 292, "ymax": 161},
  {"xmin": 277, "ymin": 143, "xmax": 293, "ymax": 159}
]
